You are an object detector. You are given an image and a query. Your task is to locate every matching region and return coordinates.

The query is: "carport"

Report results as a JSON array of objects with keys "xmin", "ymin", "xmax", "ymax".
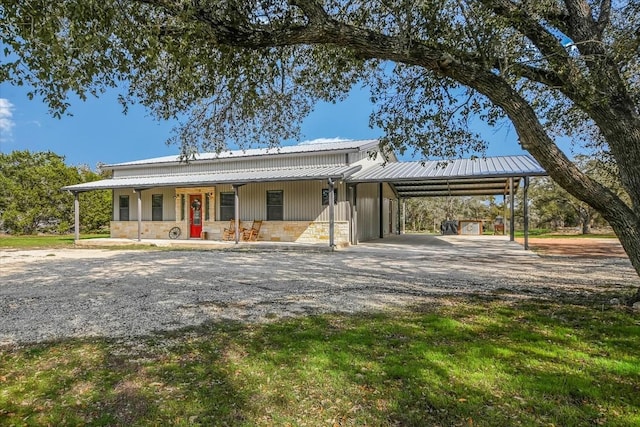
[{"xmin": 347, "ymin": 155, "xmax": 547, "ymax": 249}]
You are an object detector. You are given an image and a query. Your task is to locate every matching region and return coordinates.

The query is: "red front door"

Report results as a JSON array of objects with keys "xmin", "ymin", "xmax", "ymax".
[{"xmin": 189, "ymin": 195, "xmax": 203, "ymax": 238}]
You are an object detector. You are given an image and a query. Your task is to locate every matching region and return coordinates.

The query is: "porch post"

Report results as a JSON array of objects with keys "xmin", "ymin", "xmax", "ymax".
[
  {"xmin": 509, "ymin": 177, "xmax": 515, "ymax": 242},
  {"xmin": 378, "ymin": 182, "xmax": 384, "ymax": 238},
  {"xmin": 136, "ymin": 189, "xmax": 142, "ymax": 242},
  {"xmin": 328, "ymin": 178, "xmax": 335, "ymax": 249},
  {"xmin": 73, "ymin": 191, "xmax": 80, "ymax": 242},
  {"xmin": 349, "ymin": 184, "xmax": 358, "ymax": 245},
  {"xmin": 233, "ymin": 184, "xmax": 240, "ymax": 244},
  {"xmin": 523, "ymin": 176, "xmax": 530, "ymax": 250}
]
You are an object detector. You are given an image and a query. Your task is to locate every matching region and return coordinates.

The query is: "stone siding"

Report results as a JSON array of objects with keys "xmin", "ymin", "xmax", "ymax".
[{"xmin": 111, "ymin": 220, "xmax": 349, "ymax": 244}]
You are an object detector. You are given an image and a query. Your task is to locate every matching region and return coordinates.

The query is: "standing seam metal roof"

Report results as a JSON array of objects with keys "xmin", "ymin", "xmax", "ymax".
[
  {"xmin": 349, "ymin": 155, "xmax": 544, "ymax": 181},
  {"xmin": 62, "ymin": 165, "xmax": 363, "ymax": 192},
  {"xmin": 347, "ymin": 155, "xmax": 546, "ymax": 197},
  {"xmin": 106, "ymin": 139, "xmax": 380, "ymax": 168}
]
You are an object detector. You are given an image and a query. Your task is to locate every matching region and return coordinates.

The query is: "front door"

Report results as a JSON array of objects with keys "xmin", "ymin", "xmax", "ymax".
[{"xmin": 189, "ymin": 195, "xmax": 203, "ymax": 238}]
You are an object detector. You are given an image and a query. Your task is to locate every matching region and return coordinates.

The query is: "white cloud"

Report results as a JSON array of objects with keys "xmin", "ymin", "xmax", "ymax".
[{"xmin": 0, "ymin": 98, "xmax": 16, "ymax": 141}]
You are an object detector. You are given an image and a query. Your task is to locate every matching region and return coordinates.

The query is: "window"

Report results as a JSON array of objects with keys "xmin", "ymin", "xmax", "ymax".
[
  {"xmin": 322, "ymin": 188, "xmax": 338, "ymax": 205},
  {"xmin": 267, "ymin": 190, "xmax": 283, "ymax": 220},
  {"xmin": 220, "ymin": 192, "xmax": 235, "ymax": 221},
  {"xmin": 152, "ymin": 194, "xmax": 163, "ymax": 221},
  {"xmin": 119, "ymin": 195, "xmax": 130, "ymax": 221}
]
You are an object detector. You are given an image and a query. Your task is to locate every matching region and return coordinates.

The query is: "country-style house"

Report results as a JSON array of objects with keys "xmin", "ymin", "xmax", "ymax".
[{"xmin": 63, "ymin": 138, "xmax": 546, "ymax": 247}]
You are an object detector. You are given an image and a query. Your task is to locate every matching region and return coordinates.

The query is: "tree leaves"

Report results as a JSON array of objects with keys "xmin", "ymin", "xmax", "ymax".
[{"xmin": 0, "ymin": 151, "xmax": 110, "ymax": 234}]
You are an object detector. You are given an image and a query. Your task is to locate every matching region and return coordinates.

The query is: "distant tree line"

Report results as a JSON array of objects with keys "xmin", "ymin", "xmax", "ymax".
[{"xmin": 0, "ymin": 151, "xmax": 111, "ymax": 234}]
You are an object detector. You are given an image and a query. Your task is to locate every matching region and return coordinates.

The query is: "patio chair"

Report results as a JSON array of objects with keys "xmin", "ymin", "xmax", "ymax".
[
  {"xmin": 222, "ymin": 219, "xmax": 236, "ymax": 241},
  {"xmin": 242, "ymin": 220, "xmax": 262, "ymax": 241}
]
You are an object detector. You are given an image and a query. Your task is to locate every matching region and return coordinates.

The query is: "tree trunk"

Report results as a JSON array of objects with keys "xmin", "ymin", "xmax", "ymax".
[
  {"xmin": 453, "ymin": 70, "xmax": 640, "ymax": 303},
  {"xmin": 579, "ymin": 207, "xmax": 591, "ymax": 235}
]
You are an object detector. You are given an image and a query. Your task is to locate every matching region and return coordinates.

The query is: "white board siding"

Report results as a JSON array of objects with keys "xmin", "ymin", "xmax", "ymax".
[
  {"xmin": 113, "ymin": 154, "xmax": 348, "ymax": 178},
  {"xmin": 216, "ymin": 181, "xmax": 350, "ymax": 222}
]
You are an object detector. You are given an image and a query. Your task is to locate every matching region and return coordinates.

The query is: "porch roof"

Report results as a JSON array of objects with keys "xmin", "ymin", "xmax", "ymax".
[
  {"xmin": 62, "ymin": 164, "xmax": 363, "ymax": 192},
  {"xmin": 347, "ymin": 155, "xmax": 546, "ymax": 197}
]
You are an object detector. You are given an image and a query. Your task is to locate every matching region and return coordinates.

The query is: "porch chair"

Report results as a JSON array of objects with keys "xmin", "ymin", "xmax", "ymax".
[
  {"xmin": 222, "ymin": 219, "xmax": 237, "ymax": 241},
  {"xmin": 242, "ymin": 220, "xmax": 262, "ymax": 241}
]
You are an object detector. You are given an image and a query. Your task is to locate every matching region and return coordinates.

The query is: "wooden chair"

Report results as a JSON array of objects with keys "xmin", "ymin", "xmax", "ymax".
[
  {"xmin": 222, "ymin": 219, "xmax": 236, "ymax": 241},
  {"xmin": 242, "ymin": 220, "xmax": 262, "ymax": 241}
]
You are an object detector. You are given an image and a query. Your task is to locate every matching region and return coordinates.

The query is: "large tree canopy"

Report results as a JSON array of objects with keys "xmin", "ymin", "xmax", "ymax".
[{"xmin": 1, "ymin": 0, "xmax": 639, "ymax": 299}]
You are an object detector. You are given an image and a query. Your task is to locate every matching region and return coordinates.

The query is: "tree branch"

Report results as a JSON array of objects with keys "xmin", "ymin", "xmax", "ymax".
[{"xmin": 596, "ymin": 0, "xmax": 612, "ymax": 37}]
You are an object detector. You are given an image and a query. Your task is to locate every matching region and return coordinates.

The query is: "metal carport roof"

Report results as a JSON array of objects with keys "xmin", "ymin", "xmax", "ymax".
[{"xmin": 348, "ymin": 155, "xmax": 546, "ymax": 197}]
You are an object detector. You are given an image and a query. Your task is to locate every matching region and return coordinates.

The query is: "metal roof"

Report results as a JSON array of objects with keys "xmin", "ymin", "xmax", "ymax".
[
  {"xmin": 348, "ymin": 155, "xmax": 546, "ymax": 197},
  {"xmin": 106, "ymin": 139, "xmax": 380, "ymax": 169},
  {"xmin": 63, "ymin": 165, "xmax": 363, "ymax": 192}
]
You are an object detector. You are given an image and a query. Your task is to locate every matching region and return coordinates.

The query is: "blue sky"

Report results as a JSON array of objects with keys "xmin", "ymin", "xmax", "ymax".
[{"xmin": 0, "ymin": 81, "xmax": 532, "ymax": 168}]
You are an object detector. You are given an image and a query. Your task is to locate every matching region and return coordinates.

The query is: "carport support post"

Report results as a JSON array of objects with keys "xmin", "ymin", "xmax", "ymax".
[
  {"xmin": 509, "ymin": 178, "xmax": 515, "ymax": 241},
  {"xmin": 523, "ymin": 176, "xmax": 530, "ymax": 250},
  {"xmin": 135, "ymin": 189, "xmax": 142, "ymax": 242},
  {"xmin": 73, "ymin": 191, "xmax": 80, "ymax": 242},
  {"xmin": 402, "ymin": 199, "xmax": 406, "ymax": 235},
  {"xmin": 396, "ymin": 198, "xmax": 401, "ymax": 235},
  {"xmin": 328, "ymin": 178, "xmax": 335, "ymax": 249}
]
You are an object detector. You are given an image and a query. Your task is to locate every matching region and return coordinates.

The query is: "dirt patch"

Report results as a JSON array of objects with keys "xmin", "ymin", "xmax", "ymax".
[{"xmin": 516, "ymin": 237, "xmax": 627, "ymax": 258}]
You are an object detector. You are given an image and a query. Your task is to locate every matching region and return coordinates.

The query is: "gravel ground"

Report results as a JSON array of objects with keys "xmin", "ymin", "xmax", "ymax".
[{"xmin": 1, "ymin": 235, "xmax": 637, "ymax": 346}]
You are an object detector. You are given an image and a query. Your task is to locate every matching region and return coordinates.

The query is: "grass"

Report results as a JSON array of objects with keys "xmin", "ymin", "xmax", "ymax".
[
  {"xmin": 515, "ymin": 229, "xmax": 617, "ymax": 238},
  {"xmin": 0, "ymin": 234, "xmax": 110, "ymax": 248},
  {"xmin": 1, "ymin": 299, "xmax": 638, "ymax": 426}
]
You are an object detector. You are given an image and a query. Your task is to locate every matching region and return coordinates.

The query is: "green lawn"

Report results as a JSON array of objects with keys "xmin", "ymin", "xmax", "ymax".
[
  {"xmin": 0, "ymin": 234, "xmax": 110, "ymax": 248},
  {"xmin": 1, "ymin": 299, "xmax": 638, "ymax": 426},
  {"xmin": 514, "ymin": 229, "xmax": 618, "ymax": 238}
]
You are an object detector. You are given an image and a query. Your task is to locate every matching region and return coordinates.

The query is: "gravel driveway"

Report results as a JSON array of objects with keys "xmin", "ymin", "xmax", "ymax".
[{"xmin": 1, "ymin": 235, "xmax": 637, "ymax": 346}]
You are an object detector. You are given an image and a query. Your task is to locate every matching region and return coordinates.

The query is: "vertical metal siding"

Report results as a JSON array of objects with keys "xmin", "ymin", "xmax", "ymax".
[
  {"xmin": 112, "ymin": 187, "xmax": 175, "ymax": 221},
  {"xmin": 216, "ymin": 181, "xmax": 350, "ymax": 221},
  {"xmin": 356, "ymin": 183, "xmax": 380, "ymax": 241},
  {"xmin": 114, "ymin": 153, "xmax": 349, "ymax": 177}
]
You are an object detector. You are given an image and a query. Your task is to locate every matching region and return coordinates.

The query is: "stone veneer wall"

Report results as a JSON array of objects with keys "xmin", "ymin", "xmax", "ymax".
[{"xmin": 111, "ymin": 220, "xmax": 350, "ymax": 244}]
